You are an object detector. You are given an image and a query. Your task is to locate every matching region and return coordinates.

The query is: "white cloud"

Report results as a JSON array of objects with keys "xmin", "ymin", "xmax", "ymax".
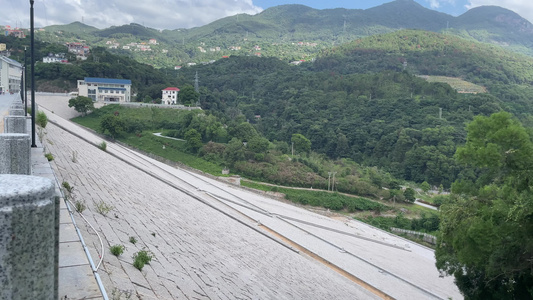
[
  {"xmin": 1, "ymin": 0, "xmax": 263, "ymax": 30},
  {"xmin": 425, "ymin": 0, "xmax": 456, "ymax": 9},
  {"xmin": 465, "ymin": 0, "xmax": 533, "ymax": 24}
]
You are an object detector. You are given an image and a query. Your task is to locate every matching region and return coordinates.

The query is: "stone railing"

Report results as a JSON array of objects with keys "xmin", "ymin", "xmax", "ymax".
[{"xmin": 0, "ymin": 98, "xmax": 58, "ymax": 299}]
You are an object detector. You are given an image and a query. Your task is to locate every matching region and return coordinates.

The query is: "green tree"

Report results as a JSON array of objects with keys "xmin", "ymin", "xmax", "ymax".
[
  {"xmin": 420, "ymin": 181, "xmax": 431, "ymax": 193},
  {"xmin": 179, "ymin": 84, "xmax": 199, "ymax": 106},
  {"xmin": 436, "ymin": 112, "xmax": 533, "ymax": 299},
  {"xmin": 232, "ymin": 122, "xmax": 259, "ymax": 142},
  {"xmin": 68, "ymin": 96, "xmax": 95, "ymax": 116},
  {"xmin": 100, "ymin": 115, "xmax": 124, "ymax": 139},
  {"xmin": 403, "ymin": 188, "xmax": 416, "ymax": 203},
  {"xmin": 184, "ymin": 128, "xmax": 202, "ymax": 153},
  {"xmin": 247, "ymin": 136, "xmax": 269, "ymax": 153},
  {"xmin": 291, "ymin": 133, "xmax": 311, "ymax": 155},
  {"xmin": 223, "ymin": 138, "xmax": 245, "ymax": 165}
]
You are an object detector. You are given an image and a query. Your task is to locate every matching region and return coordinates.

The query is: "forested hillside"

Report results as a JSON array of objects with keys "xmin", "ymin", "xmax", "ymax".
[
  {"xmin": 7, "ymin": 28, "xmax": 533, "ymax": 189},
  {"xmin": 32, "ymin": 0, "xmax": 533, "ymax": 68},
  {"xmin": 173, "ymin": 55, "xmax": 502, "ymax": 187},
  {"xmin": 312, "ymin": 30, "xmax": 533, "ymax": 119}
]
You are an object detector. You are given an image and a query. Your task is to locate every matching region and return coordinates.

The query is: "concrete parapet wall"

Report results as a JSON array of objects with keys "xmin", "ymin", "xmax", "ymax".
[
  {"xmin": 0, "ymin": 174, "xmax": 58, "ymax": 300},
  {"xmin": 8, "ymin": 109, "xmax": 25, "ymax": 116},
  {"xmin": 4, "ymin": 116, "xmax": 27, "ymax": 134},
  {"xmin": 0, "ymin": 134, "xmax": 31, "ymax": 175}
]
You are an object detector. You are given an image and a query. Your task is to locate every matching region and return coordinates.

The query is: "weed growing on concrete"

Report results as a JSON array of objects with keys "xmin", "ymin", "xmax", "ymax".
[
  {"xmin": 133, "ymin": 256, "xmax": 145, "ymax": 271},
  {"xmin": 133, "ymin": 249, "xmax": 154, "ymax": 271},
  {"xmin": 111, "ymin": 287, "xmax": 132, "ymax": 300},
  {"xmin": 95, "ymin": 201, "xmax": 114, "ymax": 216},
  {"xmin": 44, "ymin": 153, "xmax": 54, "ymax": 161},
  {"xmin": 129, "ymin": 236, "xmax": 137, "ymax": 244},
  {"xmin": 62, "ymin": 181, "xmax": 73, "ymax": 193},
  {"xmin": 110, "ymin": 244, "xmax": 125, "ymax": 256},
  {"xmin": 36, "ymin": 110, "xmax": 48, "ymax": 128},
  {"xmin": 151, "ymin": 232, "xmax": 156, "ymax": 237},
  {"xmin": 74, "ymin": 200, "xmax": 86, "ymax": 213},
  {"xmin": 98, "ymin": 141, "xmax": 107, "ymax": 151}
]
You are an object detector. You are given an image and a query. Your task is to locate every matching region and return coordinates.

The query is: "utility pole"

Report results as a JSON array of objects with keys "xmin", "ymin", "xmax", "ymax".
[
  {"xmin": 24, "ymin": 46, "xmax": 28, "ymax": 116},
  {"xmin": 328, "ymin": 172, "xmax": 332, "ymax": 191},
  {"xmin": 291, "ymin": 142, "xmax": 294, "ymax": 157},
  {"xmin": 194, "ymin": 71, "xmax": 199, "ymax": 93},
  {"xmin": 30, "ymin": 0, "xmax": 36, "ymax": 147},
  {"xmin": 331, "ymin": 172, "xmax": 337, "ymax": 191},
  {"xmin": 439, "ymin": 107, "xmax": 442, "ymax": 119}
]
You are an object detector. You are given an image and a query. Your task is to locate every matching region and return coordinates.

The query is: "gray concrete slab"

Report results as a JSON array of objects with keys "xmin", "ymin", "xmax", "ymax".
[
  {"xmin": 58, "ymin": 265, "xmax": 103, "ymax": 300},
  {"xmin": 59, "ymin": 242, "xmax": 91, "ymax": 267},
  {"xmin": 60, "ymin": 223, "xmax": 80, "ymax": 243}
]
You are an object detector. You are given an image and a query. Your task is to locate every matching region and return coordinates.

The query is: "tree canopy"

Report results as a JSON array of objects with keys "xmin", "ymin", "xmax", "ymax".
[
  {"xmin": 68, "ymin": 96, "xmax": 95, "ymax": 116},
  {"xmin": 436, "ymin": 112, "xmax": 533, "ymax": 299}
]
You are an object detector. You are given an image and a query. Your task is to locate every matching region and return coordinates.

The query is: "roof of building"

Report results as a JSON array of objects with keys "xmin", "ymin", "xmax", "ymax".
[
  {"xmin": 84, "ymin": 77, "xmax": 131, "ymax": 85},
  {"xmin": 0, "ymin": 55, "xmax": 22, "ymax": 68},
  {"xmin": 162, "ymin": 87, "xmax": 180, "ymax": 91}
]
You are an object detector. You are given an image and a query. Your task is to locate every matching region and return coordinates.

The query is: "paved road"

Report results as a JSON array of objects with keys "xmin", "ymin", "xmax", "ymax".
[{"xmin": 37, "ymin": 97, "xmax": 462, "ymax": 300}]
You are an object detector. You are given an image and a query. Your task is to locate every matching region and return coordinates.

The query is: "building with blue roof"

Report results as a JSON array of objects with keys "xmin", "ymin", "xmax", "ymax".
[
  {"xmin": 77, "ymin": 77, "xmax": 132, "ymax": 102},
  {"xmin": 0, "ymin": 56, "xmax": 23, "ymax": 94}
]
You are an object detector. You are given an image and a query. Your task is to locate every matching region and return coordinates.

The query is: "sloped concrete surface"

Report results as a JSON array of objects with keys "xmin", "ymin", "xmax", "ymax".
[
  {"xmin": 40, "ymin": 111, "xmax": 380, "ymax": 299},
  {"xmin": 37, "ymin": 95, "xmax": 462, "ymax": 299}
]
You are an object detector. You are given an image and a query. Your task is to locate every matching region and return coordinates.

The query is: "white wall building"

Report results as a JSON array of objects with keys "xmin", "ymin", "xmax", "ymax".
[
  {"xmin": 43, "ymin": 53, "xmax": 67, "ymax": 63},
  {"xmin": 0, "ymin": 56, "xmax": 23, "ymax": 94},
  {"xmin": 162, "ymin": 87, "xmax": 180, "ymax": 105},
  {"xmin": 77, "ymin": 77, "xmax": 132, "ymax": 102}
]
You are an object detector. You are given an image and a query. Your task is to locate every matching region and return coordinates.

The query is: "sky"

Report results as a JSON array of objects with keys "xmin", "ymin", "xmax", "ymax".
[{"xmin": 2, "ymin": 0, "xmax": 533, "ymax": 31}]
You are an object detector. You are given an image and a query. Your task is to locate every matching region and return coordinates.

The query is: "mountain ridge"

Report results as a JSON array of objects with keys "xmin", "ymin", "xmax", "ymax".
[{"xmin": 34, "ymin": 0, "xmax": 533, "ymax": 67}]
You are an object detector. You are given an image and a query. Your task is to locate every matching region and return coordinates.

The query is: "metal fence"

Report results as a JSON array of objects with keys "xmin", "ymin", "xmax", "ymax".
[{"xmin": 390, "ymin": 227, "xmax": 437, "ymax": 245}]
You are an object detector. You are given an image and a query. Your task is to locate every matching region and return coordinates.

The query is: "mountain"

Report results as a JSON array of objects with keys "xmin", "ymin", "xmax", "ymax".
[
  {"xmin": 44, "ymin": 21, "xmax": 98, "ymax": 34},
  {"xmin": 450, "ymin": 6, "xmax": 533, "ymax": 54},
  {"xmin": 34, "ymin": 0, "xmax": 533, "ymax": 68}
]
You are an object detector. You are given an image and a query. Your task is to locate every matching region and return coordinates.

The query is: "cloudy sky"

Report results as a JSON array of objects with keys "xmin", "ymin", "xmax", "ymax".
[{"xmin": 2, "ymin": 0, "xmax": 533, "ymax": 30}]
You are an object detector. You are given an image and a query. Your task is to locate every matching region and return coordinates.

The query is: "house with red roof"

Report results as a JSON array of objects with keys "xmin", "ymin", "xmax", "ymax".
[{"xmin": 162, "ymin": 87, "xmax": 180, "ymax": 105}]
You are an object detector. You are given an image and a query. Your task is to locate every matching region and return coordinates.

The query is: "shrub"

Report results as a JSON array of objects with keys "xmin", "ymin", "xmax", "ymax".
[
  {"xmin": 110, "ymin": 244, "xmax": 125, "ymax": 256},
  {"xmin": 95, "ymin": 201, "xmax": 114, "ymax": 216},
  {"xmin": 129, "ymin": 236, "xmax": 137, "ymax": 244},
  {"xmin": 36, "ymin": 111, "xmax": 48, "ymax": 128},
  {"xmin": 74, "ymin": 200, "xmax": 86, "ymax": 213},
  {"xmin": 62, "ymin": 181, "xmax": 73, "ymax": 193},
  {"xmin": 98, "ymin": 141, "xmax": 107, "ymax": 151},
  {"xmin": 44, "ymin": 153, "xmax": 54, "ymax": 161},
  {"xmin": 132, "ymin": 249, "xmax": 153, "ymax": 271}
]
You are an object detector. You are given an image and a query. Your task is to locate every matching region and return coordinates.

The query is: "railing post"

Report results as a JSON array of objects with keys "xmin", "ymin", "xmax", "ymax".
[{"xmin": 0, "ymin": 174, "xmax": 57, "ymax": 299}]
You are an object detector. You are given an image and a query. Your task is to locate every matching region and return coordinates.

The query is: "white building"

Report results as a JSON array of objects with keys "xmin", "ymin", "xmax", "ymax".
[
  {"xmin": 161, "ymin": 87, "xmax": 180, "ymax": 105},
  {"xmin": 77, "ymin": 77, "xmax": 132, "ymax": 102},
  {"xmin": 43, "ymin": 53, "xmax": 67, "ymax": 63},
  {"xmin": 0, "ymin": 56, "xmax": 23, "ymax": 94}
]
